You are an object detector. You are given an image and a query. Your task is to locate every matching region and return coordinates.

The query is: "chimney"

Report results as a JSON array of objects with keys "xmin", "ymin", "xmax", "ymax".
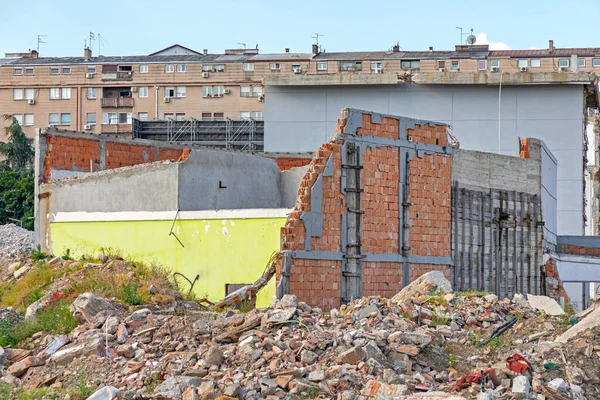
[
  {"xmin": 429, "ymin": 46, "xmax": 433, "ymax": 52},
  {"xmin": 84, "ymin": 47, "xmax": 92, "ymax": 60},
  {"xmin": 30, "ymin": 50, "xmax": 39, "ymax": 59},
  {"xmin": 392, "ymin": 43, "xmax": 400, "ymax": 53},
  {"xmin": 312, "ymin": 44, "xmax": 319, "ymax": 55},
  {"xmin": 549, "ymin": 40, "xmax": 554, "ymax": 53},
  {"xmin": 203, "ymin": 49, "xmax": 208, "ymax": 55},
  {"xmin": 285, "ymin": 48, "xmax": 290, "ymax": 53}
]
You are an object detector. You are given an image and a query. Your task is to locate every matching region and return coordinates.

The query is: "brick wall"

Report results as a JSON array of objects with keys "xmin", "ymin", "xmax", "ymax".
[
  {"xmin": 542, "ymin": 257, "xmax": 571, "ymax": 304},
  {"xmin": 40, "ymin": 129, "xmax": 191, "ymax": 182},
  {"xmin": 279, "ymin": 110, "xmax": 452, "ymax": 309},
  {"xmin": 274, "ymin": 157, "xmax": 313, "ymax": 171},
  {"xmin": 558, "ymin": 244, "xmax": 600, "ymax": 257}
]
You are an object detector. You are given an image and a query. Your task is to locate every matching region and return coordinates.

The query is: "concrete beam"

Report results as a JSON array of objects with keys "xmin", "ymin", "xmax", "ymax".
[
  {"xmin": 264, "ymin": 73, "xmax": 400, "ymax": 86},
  {"xmin": 411, "ymin": 71, "xmax": 595, "ymax": 86}
]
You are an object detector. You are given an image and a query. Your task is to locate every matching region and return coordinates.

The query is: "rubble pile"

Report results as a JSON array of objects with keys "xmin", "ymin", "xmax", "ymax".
[
  {"xmin": 0, "ymin": 224, "xmax": 33, "ymax": 258},
  {"xmin": 0, "ymin": 264, "xmax": 597, "ymax": 399}
]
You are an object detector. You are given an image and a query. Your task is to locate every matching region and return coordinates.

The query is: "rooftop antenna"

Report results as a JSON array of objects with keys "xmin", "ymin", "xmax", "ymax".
[
  {"xmin": 89, "ymin": 31, "xmax": 95, "ymax": 49},
  {"xmin": 97, "ymin": 33, "xmax": 108, "ymax": 56},
  {"xmin": 237, "ymin": 43, "xmax": 246, "ymax": 49},
  {"xmin": 37, "ymin": 35, "xmax": 47, "ymax": 53},
  {"xmin": 466, "ymin": 29, "xmax": 476, "ymax": 45},
  {"xmin": 312, "ymin": 33, "xmax": 324, "ymax": 46},
  {"xmin": 455, "ymin": 27, "xmax": 467, "ymax": 45}
]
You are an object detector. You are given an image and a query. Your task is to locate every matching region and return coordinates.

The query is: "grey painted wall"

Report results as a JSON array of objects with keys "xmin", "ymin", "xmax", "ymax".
[
  {"xmin": 177, "ymin": 150, "xmax": 283, "ymax": 211},
  {"xmin": 280, "ymin": 166, "xmax": 309, "ymax": 208},
  {"xmin": 43, "ymin": 163, "xmax": 179, "ymax": 213},
  {"xmin": 265, "ymin": 84, "xmax": 585, "ymax": 235}
]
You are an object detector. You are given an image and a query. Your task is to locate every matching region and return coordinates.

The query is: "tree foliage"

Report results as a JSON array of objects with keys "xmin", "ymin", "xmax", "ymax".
[{"xmin": 0, "ymin": 115, "xmax": 34, "ymax": 230}]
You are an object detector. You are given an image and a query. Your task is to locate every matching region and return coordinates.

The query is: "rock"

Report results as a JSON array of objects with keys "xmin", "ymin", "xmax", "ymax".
[
  {"xmin": 103, "ymin": 316, "xmax": 120, "ymax": 334},
  {"xmin": 360, "ymin": 379, "xmax": 408, "ymax": 397},
  {"xmin": 204, "ymin": 346, "xmax": 223, "ymax": 365},
  {"xmin": 14, "ymin": 266, "xmax": 30, "ymax": 279},
  {"xmin": 50, "ymin": 337, "xmax": 103, "ymax": 365},
  {"xmin": 223, "ymin": 383, "xmax": 241, "ymax": 397},
  {"xmin": 527, "ymin": 294, "xmax": 565, "ymax": 316},
  {"xmin": 382, "ymin": 369, "xmax": 401, "ymax": 384},
  {"xmin": 566, "ymin": 366, "xmax": 587, "ymax": 385},
  {"xmin": 70, "ymin": 293, "xmax": 116, "ymax": 323},
  {"xmin": 153, "ymin": 376, "xmax": 200, "ymax": 398},
  {"xmin": 182, "ymin": 386, "xmax": 199, "ymax": 400},
  {"xmin": 130, "ymin": 308, "xmax": 151, "ymax": 321},
  {"xmin": 116, "ymin": 344, "xmax": 135, "ymax": 358},
  {"xmin": 279, "ymin": 294, "xmax": 298, "ymax": 308},
  {"xmin": 116, "ymin": 323, "xmax": 128, "ymax": 344},
  {"xmin": 483, "ymin": 294, "xmax": 498, "ymax": 303},
  {"xmin": 300, "ymin": 350, "xmax": 318, "ymax": 364},
  {"xmin": 354, "ymin": 304, "xmax": 382, "ymax": 320},
  {"xmin": 556, "ymin": 306, "xmax": 600, "ymax": 343},
  {"xmin": 40, "ymin": 335, "xmax": 69, "ymax": 358},
  {"xmin": 308, "ymin": 370, "xmax": 326, "ymax": 382},
  {"xmin": 388, "ymin": 332, "xmax": 432, "ymax": 347},
  {"xmin": 338, "ymin": 346, "xmax": 365, "ymax": 364},
  {"xmin": 391, "ymin": 271, "xmax": 452, "ymax": 302},
  {"xmin": 6, "ymin": 356, "xmax": 45, "ymax": 377},
  {"xmin": 512, "ymin": 375, "xmax": 530, "ymax": 399},
  {"xmin": 85, "ymin": 386, "xmax": 122, "ymax": 400},
  {"xmin": 548, "ymin": 378, "xmax": 567, "ymax": 393},
  {"xmin": 388, "ymin": 351, "xmax": 412, "ymax": 373}
]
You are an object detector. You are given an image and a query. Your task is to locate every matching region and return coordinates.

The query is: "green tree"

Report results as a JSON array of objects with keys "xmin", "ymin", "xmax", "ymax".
[{"xmin": 0, "ymin": 115, "xmax": 34, "ymax": 169}]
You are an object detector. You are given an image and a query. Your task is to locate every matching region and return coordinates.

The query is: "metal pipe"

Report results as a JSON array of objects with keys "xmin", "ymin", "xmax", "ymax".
[{"xmin": 155, "ymin": 86, "xmax": 159, "ymax": 120}]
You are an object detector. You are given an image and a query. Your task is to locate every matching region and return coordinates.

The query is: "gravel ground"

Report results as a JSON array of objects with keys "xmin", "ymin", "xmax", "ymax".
[{"xmin": 0, "ymin": 223, "xmax": 33, "ymax": 257}]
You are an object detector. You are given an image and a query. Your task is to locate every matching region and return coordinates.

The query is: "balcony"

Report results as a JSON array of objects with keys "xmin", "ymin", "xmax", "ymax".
[
  {"xmin": 102, "ymin": 71, "xmax": 134, "ymax": 81},
  {"xmin": 101, "ymin": 124, "xmax": 132, "ymax": 134},
  {"xmin": 101, "ymin": 97, "xmax": 134, "ymax": 108}
]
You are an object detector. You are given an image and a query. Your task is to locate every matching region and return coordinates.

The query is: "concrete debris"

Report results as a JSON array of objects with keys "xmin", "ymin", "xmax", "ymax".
[
  {"xmin": 556, "ymin": 305, "xmax": 600, "ymax": 343},
  {"xmin": 391, "ymin": 271, "xmax": 452, "ymax": 302},
  {"xmin": 527, "ymin": 294, "xmax": 566, "ymax": 316},
  {"xmin": 69, "ymin": 292, "xmax": 117, "ymax": 323},
  {"xmin": 85, "ymin": 385, "xmax": 122, "ymax": 400},
  {"xmin": 0, "ymin": 224, "xmax": 33, "ymax": 257}
]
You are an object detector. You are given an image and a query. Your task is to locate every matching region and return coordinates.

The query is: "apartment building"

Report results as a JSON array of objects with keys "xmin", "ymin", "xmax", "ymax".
[{"xmin": 1, "ymin": 41, "xmax": 600, "ymax": 138}]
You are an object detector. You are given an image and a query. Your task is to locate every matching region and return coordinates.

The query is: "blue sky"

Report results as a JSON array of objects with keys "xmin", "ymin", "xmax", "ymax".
[{"xmin": 1, "ymin": 0, "xmax": 597, "ymax": 57}]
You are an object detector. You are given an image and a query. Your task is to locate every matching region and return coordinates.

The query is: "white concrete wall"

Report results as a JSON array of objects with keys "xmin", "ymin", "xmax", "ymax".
[
  {"xmin": 265, "ymin": 84, "xmax": 585, "ymax": 235},
  {"xmin": 541, "ymin": 142, "xmax": 558, "ymax": 244}
]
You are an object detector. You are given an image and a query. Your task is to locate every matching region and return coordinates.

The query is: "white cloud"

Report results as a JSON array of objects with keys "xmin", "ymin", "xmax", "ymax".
[{"xmin": 475, "ymin": 33, "xmax": 511, "ymax": 50}]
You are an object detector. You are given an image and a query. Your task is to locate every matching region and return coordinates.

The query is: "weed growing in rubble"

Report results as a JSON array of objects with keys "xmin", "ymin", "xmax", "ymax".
[
  {"xmin": 145, "ymin": 373, "xmax": 164, "ymax": 393},
  {"xmin": 1, "ymin": 263, "xmax": 62, "ymax": 311},
  {"xmin": 30, "ymin": 244, "xmax": 47, "ymax": 262},
  {"xmin": 300, "ymin": 387, "xmax": 320, "ymax": 399},
  {"xmin": 455, "ymin": 290, "xmax": 489, "ymax": 298},
  {"xmin": 432, "ymin": 312, "xmax": 449, "ymax": 326},
  {"xmin": 61, "ymin": 248, "xmax": 74, "ymax": 261},
  {"xmin": 98, "ymin": 246, "xmax": 124, "ymax": 260},
  {"xmin": 76, "ymin": 373, "xmax": 94, "ymax": 397},
  {"xmin": 122, "ymin": 283, "xmax": 143, "ymax": 305},
  {"xmin": 448, "ymin": 353, "xmax": 457, "ymax": 368}
]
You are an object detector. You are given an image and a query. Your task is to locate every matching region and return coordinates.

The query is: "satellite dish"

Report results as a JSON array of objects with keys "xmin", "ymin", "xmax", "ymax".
[{"xmin": 466, "ymin": 35, "xmax": 477, "ymax": 45}]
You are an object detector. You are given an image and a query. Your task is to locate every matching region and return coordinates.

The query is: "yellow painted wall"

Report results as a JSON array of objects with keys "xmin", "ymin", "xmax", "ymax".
[{"xmin": 50, "ymin": 217, "xmax": 286, "ymax": 307}]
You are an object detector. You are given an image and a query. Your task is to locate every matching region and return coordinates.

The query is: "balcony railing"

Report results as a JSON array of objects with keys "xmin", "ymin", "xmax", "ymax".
[
  {"xmin": 101, "ymin": 124, "xmax": 132, "ymax": 134},
  {"xmin": 101, "ymin": 71, "xmax": 134, "ymax": 81},
  {"xmin": 101, "ymin": 97, "xmax": 134, "ymax": 108}
]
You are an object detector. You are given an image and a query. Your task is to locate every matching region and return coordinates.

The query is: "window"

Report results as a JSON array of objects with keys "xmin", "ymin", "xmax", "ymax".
[
  {"xmin": 437, "ymin": 60, "xmax": 446, "ymax": 69},
  {"xmin": 489, "ymin": 59, "xmax": 500, "ymax": 68},
  {"xmin": 139, "ymin": 86, "xmax": 148, "ymax": 98},
  {"xmin": 213, "ymin": 86, "xmax": 224, "ymax": 97},
  {"xmin": 86, "ymin": 113, "xmax": 96, "ymax": 124},
  {"xmin": 165, "ymin": 64, "xmax": 175, "ymax": 73},
  {"xmin": 175, "ymin": 113, "xmax": 186, "ymax": 121},
  {"xmin": 25, "ymin": 68, "xmax": 34, "ymax": 76},
  {"xmin": 401, "ymin": 60, "xmax": 420, "ymax": 69},
  {"xmin": 60, "ymin": 113, "xmax": 71, "ymax": 125},
  {"xmin": 317, "ymin": 62, "xmax": 328, "ymax": 71},
  {"xmin": 252, "ymin": 86, "xmax": 262, "ymax": 97},
  {"xmin": 518, "ymin": 59, "xmax": 528, "ymax": 68},
  {"xmin": 102, "ymin": 112, "xmax": 131, "ymax": 124},
  {"xmin": 50, "ymin": 67, "xmax": 59, "ymax": 75},
  {"xmin": 164, "ymin": 87, "xmax": 175, "ymax": 98},
  {"xmin": 240, "ymin": 111, "xmax": 251, "ymax": 120},
  {"xmin": 87, "ymin": 88, "xmax": 97, "ymax": 99},
  {"xmin": 558, "ymin": 59, "xmax": 570, "ymax": 67},
  {"xmin": 13, "ymin": 114, "xmax": 23, "ymax": 125},
  {"xmin": 213, "ymin": 112, "xmax": 224, "ymax": 120},
  {"xmin": 13, "ymin": 89, "xmax": 23, "ymax": 100},
  {"xmin": 175, "ymin": 86, "xmax": 186, "ymax": 98},
  {"xmin": 50, "ymin": 88, "xmax": 60, "ymax": 99},
  {"xmin": 24, "ymin": 114, "xmax": 34, "ymax": 126},
  {"xmin": 213, "ymin": 65, "xmax": 225, "ymax": 72},
  {"xmin": 87, "ymin": 66, "xmax": 97, "ymax": 74},
  {"xmin": 269, "ymin": 63, "xmax": 281, "ymax": 70},
  {"xmin": 371, "ymin": 61, "xmax": 382, "ymax": 71},
  {"xmin": 251, "ymin": 111, "xmax": 263, "ymax": 120},
  {"xmin": 578, "ymin": 58, "xmax": 586, "ymax": 67},
  {"xmin": 451, "ymin": 61, "xmax": 460, "ymax": 70},
  {"xmin": 62, "ymin": 66, "xmax": 71, "ymax": 75},
  {"xmin": 24, "ymin": 89, "xmax": 34, "ymax": 100},
  {"xmin": 243, "ymin": 63, "xmax": 254, "ymax": 72},
  {"xmin": 163, "ymin": 113, "xmax": 174, "ymax": 120},
  {"xmin": 339, "ymin": 61, "xmax": 362, "ymax": 71},
  {"xmin": 13, "ymin": 68, "xmax": 22, "ymax": 76},
  {"xmin": 202, "ymin": 86, "xmax": 213, "ymax": 98},
  {"xmin": 177, "ymin": 64, "xmax": 186, "ymax": 73},
  {"xmin": 202, "ymin": 65, "xmax": 213, "ymax": 72},
  {"xmin": 530, "ymin": 59, "xmax": 541, "ymax": 68},
  {"xmin": 477, "ymin": 60, "xmax": 487, "ymax": 70},
  {"xmin": 240, "ymin": 86, "xmax": 251, "ymax": 97},
  {"xmin": 138, "ymin": 112, "xmax": 149, "ymax": 121},
  {"xmin": 139, "ymin": 65, "xmax": 148, "ymax": 73},
  {"xmin": 291, "ymin": 64, "xmax": 301, "ymax": 72},
  {"xmin": 49, "ymin": 113, "xmax": 59, "ymax": 125},
  {"xmin": 61, "ymin": 88, "xmax": 71, "ymax": 99},
  {"xmin": 201, "ymin": 112, "xmax": 212, "ymax": 121},
  {"xmin": 593, "ymin": 59, "xmax": 600, "ymax": 68}
]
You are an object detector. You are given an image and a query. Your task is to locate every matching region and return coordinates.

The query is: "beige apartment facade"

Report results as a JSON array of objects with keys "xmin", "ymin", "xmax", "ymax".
[{"xmin": 1, "ymin": 41, "xmax": 600, "ymax": 138}]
